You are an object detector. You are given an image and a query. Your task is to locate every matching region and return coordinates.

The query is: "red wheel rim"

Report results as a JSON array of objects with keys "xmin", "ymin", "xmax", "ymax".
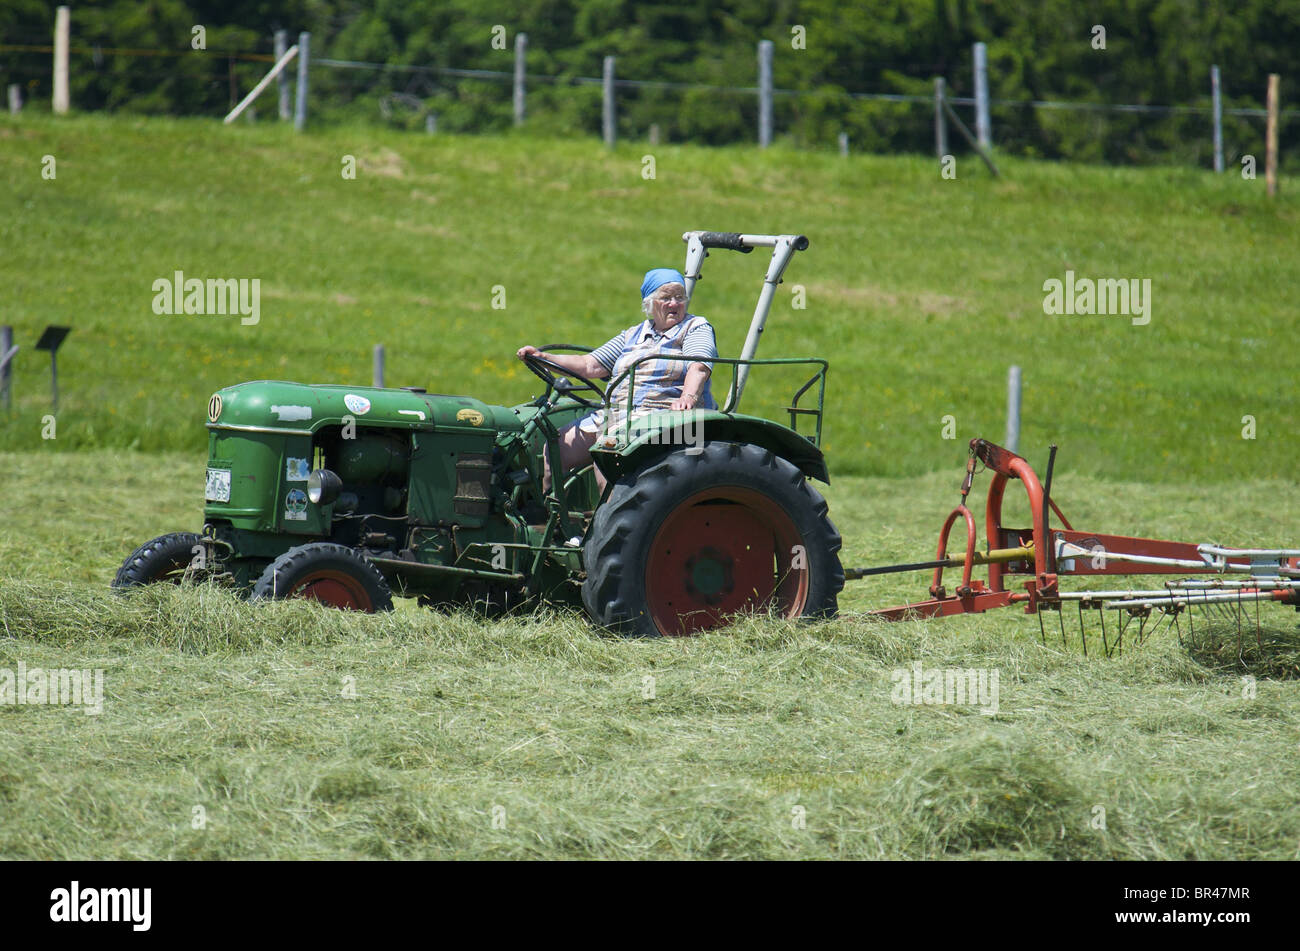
[
  {"xmin": 288, "ymin": 569, "xmax": 373, "ymax": 611},
  {"xmin": 644, "ymin": 486, "xmax": 808, "ymax": 636}
]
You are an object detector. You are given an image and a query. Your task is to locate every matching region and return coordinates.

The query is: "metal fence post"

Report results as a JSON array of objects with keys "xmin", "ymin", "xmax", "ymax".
[
  {"xmin": 602, "ymin": 55, "xmax": 615, "ymax": 148},
  {"xmin": 513, "ymin": 33, "xmax": 527, "ymax": 126},
  {"xmin": 1006, "ymin": 365, "xmax": 1022, "ymax": 455},
  {"xmin": 294, "ymin": 31, "xmax": 310, "ymax": 131},
  {"xmin": 275, "ymin": 30, "xmax": 290, "ymax": 121},
  {"xmin": 53, "ymin": 6, "xmax": 70, "ymax": 114},
  {"xmin": 973, "ymin": 41, "xmax": 991, "ymax": 149},
  {"xmin": 7, "ymin": 84, "xmax": 20, "ymax": 115},
  {"xmin": 935, "ymin": 77, "xmax": 948, "ymax": 158},
  {"xmin": 838, "ymin": 131, "xmax": 848, "ymax": 156},
  {"xmin": 373, "ymin": 344, "xmax": 385, "ymax": 388},
  {"xmin": 758, "ymin": 39, "xmax": 773, "ymax": 147}
]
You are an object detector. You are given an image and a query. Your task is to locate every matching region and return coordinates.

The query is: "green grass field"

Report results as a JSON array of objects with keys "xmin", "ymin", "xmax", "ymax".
[
  {"xmin": 2, "ymin": 450, "xmax": 1298, "ymax": 859},
  {"xmin": 1, "ymin": 116, "xmax": 1298, "ymax": 859}
]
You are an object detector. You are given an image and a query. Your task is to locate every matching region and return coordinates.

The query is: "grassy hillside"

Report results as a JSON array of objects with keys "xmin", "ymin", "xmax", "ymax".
[
  {"xmin": 0, "ymin": 114, "xmax": 1296, "ymax": 482},
  {"xmin": 2, "ymin": 449, "xmax": 1299, "ymax": 860}
]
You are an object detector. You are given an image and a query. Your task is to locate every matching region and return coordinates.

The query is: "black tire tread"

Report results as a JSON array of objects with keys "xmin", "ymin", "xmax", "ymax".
[
  {"xmin": 112, "ymin": 532, "xmax": 203, "ymax": 588},
  {"xmin": 582, "ymin": 441, "xmax": 844, "ymax": 636},
  {"xmin": 251, "ymin": 542, "xmax": 394, "ymax": 612}
]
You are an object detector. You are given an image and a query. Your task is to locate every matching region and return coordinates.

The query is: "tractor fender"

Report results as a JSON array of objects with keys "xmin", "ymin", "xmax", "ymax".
[{"xmin": 589, "ymin": 410, "xmax": 829, "ymax": 484}]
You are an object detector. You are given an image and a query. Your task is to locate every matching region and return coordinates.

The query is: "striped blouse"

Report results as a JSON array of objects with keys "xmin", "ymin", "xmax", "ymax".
[{"xmin": 590, "ymin": 314, "xmax": 719, "ymax": 415}]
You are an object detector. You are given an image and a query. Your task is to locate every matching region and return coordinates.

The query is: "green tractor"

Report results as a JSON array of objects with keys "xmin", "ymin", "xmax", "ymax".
[{"xmin": 113, "ymin": 232, "xmax": 844, "ymax": 636}]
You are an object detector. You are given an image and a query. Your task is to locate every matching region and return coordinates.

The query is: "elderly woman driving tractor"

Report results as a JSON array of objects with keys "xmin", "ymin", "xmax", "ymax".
[{"xmin": 516, "ymin": 267, "xmax": 718, "ymax": 493}]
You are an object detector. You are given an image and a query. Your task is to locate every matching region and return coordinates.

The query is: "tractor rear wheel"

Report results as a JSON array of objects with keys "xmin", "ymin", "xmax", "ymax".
[
  {"xmin": 582, "ymin": 442, "xmax": 843, "ymax": 636},
  {"xmin": 252, "ymin": 543, "xmax": 393, "ymax": 613},
  {"xmin": 112, "ymin": 532, "xmax": 204, "ymax": 588}
]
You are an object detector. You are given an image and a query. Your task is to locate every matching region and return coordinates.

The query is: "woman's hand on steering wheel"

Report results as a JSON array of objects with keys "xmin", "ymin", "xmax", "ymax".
[{"xmin": 518, "ymin": 349, "xmax": 605, "ymax": 410}]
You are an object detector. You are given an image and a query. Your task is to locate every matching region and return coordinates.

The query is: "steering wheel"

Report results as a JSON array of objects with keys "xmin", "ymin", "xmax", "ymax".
[{"xmin": 523, "ymin": 352, "xmax": 606, "ymax": 410}]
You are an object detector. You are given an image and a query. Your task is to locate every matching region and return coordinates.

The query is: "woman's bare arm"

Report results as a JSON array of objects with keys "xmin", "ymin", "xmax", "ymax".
[
  {"xmin": 516, "ymin": 346, "xmax": 609, "ymax": 379},
  {"xmin": 671, "ymin": 362, "xmax": 712, "ymax": 411}
]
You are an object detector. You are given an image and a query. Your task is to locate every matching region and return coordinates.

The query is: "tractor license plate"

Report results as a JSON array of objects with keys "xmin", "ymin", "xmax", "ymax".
[{"xmin": 205, "ymin": 468, "xmax": 231, "ymax": 503}]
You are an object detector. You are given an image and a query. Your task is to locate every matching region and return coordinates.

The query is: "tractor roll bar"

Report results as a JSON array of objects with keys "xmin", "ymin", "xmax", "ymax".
[
  {"xmin": 684, "ymin": 232, "xmax": 810, "ymax": 252},
  {"xmin": 680, "ymin": 231, "xmax": 810, "ymax": 413},
  {"xmin": 692, "ymin": 232, "xmax": 754, "ymax": 252}
]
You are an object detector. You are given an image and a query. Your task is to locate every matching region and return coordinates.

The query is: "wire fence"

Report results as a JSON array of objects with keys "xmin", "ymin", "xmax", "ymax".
[{"xmin": 0, "ymin": 33, "xmax": 1293, "ymax": 172}]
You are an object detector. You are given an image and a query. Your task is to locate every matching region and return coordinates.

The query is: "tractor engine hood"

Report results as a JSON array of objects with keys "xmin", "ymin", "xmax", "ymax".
[{"xmin": 206, "ymin": 380, "xmax": 513, "ymax": 433}]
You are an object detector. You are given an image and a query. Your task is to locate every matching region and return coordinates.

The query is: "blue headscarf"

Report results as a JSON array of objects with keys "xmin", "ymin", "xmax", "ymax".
[{"xmin": 641, "ymin": 268, "xmax": 685, "ymax": 300}]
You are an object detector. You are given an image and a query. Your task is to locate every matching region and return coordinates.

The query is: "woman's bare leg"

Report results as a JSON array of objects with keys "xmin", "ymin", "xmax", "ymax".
[{"xmin": 543, "ymin": 423, "xmax": 602, "ymax": 494}]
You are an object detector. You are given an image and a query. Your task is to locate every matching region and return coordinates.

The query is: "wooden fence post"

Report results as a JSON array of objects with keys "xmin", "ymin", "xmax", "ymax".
[
  {"xmin": 513, "ymin": 33, "xmax": 527, "ymax": 126},
  {"xmin": 275, "ymin": 30, "xmax": 290, "ymax": 121},
  {"xmin": 602, "ymin": 56, "xmax": 615, "ymax": 148},
  {"xmin": 1211, "ymin": 65, "xmax": 1223, "ymax": 173},
  {"xmin": 294, "ymin": 32, "xmax": 309, "ymax": 131},
  {"xmin": 1, "ymin": 326, "xmax": 15, "ymax": 412},
  {"xmin": 758, "ymin": 40, "xmax": 773, "ymax": 147},
  {"xmin": 53, "ymin": 6, "xmax": 70, "ymax": 114},
  {"xmin": 935, "ymin": 77, "xmax": 948, "ymax": 158},
  {"xmin": 1006, "ymin": 365, "xmax": 1022, "ymax": 455},
  {"xmin": 973, "ymin": 41, "xmax": 990, "ymax": 149},
  {"xmin": 1265, "ymin": 73, "xmax": 1279, "ymax": 197}
]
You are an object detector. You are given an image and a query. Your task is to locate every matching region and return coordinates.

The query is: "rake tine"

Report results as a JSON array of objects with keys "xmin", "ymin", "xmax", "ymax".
[
  {"xmin": 1254, "ymin": 589, "xmax": 1263, "ymax": 653},
  {"xmin": 1077, "ymin": 600, "xmax": 1088, "ymax": 657},
  {"xmin": 1147, "ymin": 608, "xmax": 1163, "ymax": 643},
  {"xmin": 1058, "ymin": 604, "xmax": 1068, "ymax": 650},
  {"xmin": 1164, "ymin": 607, "xmax": 1178, "ymax": 638},
  {"xmin": 1099, "ymin": 606, "xmax": 1110, "ymax": 657},
  {"xmin": 1172, "ymin": 605, "xmax": 1183, "ymax": 647},
  {"xmin": 1038, "ymin": 607, "xmax": 1047, "ymax": 647},
  {"xmin": 1235, "ymin": 588, "xmax": 1244, "ymax": 657}
]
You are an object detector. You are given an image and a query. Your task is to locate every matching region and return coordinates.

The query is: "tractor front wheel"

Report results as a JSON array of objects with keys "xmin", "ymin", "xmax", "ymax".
[
  {"xmin": 252, "ymin": 543, "xmax": 393, "ymax": 613},
  {"xmin": 113, "ymin": 532, "xmax": 204, "ymax": 588},
  {"xmin": 582, "ymin": 442, "xmax": 844, "ymax": 636}
]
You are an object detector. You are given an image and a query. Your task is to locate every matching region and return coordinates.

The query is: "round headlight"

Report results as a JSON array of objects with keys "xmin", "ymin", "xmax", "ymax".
[{"xmin": 307, "ymin": 468, "xmax": 343, "ymax": 505}]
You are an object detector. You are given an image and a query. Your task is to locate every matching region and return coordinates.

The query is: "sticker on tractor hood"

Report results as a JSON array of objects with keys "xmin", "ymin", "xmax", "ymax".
[
  {"xmin": 271, "ymin": 404, "xmax": 312, "ymax": 422},
  {"xmin": 205, "ymin": 468, "xmax": 231, "ymax": 503},
  {"xmin": 284, "ymin": 488, "xmax": 308, "ymax": 520},
  {"xmin": 286, "ymin": 457, "xmax": 310, "ymax": 481},
  {"xmin": 344, "ymin": 394, "xmax": 371, "ymax": 415},
  {"xmin": 456, "ymin": 408, "xmax": 485, "ymax": 426}
]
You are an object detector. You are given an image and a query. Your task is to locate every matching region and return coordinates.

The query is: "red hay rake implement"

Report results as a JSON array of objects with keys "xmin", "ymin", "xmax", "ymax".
[{"xmin": 849, "ymin": 439, "xmax": 1300, "ymax": 655}]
